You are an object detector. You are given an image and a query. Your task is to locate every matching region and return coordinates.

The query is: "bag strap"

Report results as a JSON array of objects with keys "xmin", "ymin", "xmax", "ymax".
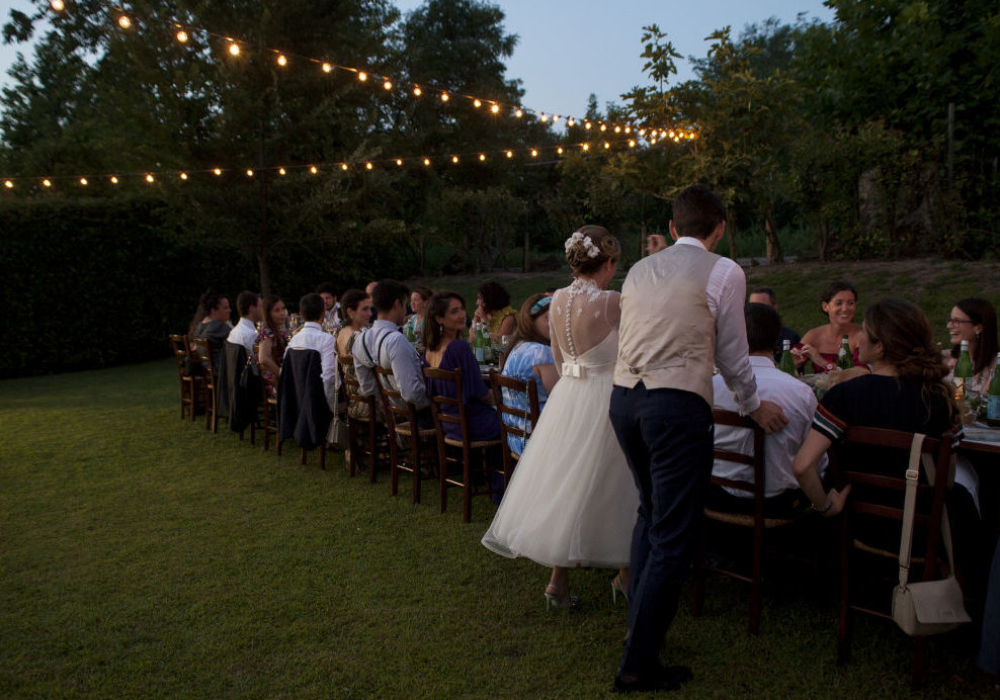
[
  {"xmin": 898, "ymin": 433, "xmax": 958, "ymax": 588},
  {"xmin": 918, "ymin": 447, "xmax": 958, "ymax": 581}
]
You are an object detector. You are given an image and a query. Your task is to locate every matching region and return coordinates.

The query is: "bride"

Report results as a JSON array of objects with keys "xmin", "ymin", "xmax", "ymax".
[{"xmin": 481, "ymin": 225, "xmax": 639, "ymax": 609}]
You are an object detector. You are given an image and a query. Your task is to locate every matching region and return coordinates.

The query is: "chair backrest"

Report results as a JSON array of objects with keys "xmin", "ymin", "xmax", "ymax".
[
  {"xmin": 830, "ymin": 426, "xmax": 955, "ymax": 578},
  {"xmin": 169, "ymin": 334, "xmax": 190, "ymax": 376},
  {"xmin": 340, "ymin": 354, "xmax": 375, "ymax": 411},
  {"xmin": 711, "ymin": 408, "xmax": 766, "ymax": 501},
  {"xmin": 191, "ymin": 338, "xmax": 216, "ymax": 387},
  {"xmin": 374, "ymin": 365, "xmax": 421, "ymax": 433},
  {"xmin": 423, "ymin": 366, "xmax": 469, "ymax": 444},
  {"xmin": 490, "ymin": 370, "xmax": 540, "ymax": 456}
]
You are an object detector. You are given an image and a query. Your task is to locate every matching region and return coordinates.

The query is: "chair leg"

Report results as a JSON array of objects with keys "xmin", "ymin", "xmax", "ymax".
[
  {"xmin": 462, "ymin": 446, "xmax": 472, "ymax": 523},
  {"xmin": 319, "ymin": 443, "xmax": 326, "ymax": 470},
  {"xmin": 439, "ymin": 446, "xmax": 448, "ymax": 514},
  {"xmin": 749, "ymin": 522, "xmax": 764, "ymax": 636},
  {"xmin": 301, "ymin": 448, "xmax": 307, "ymax": 466},
  {"xmin": 368, "ymin": 423, "xmax": 377, "ymax": 484},
  {"xmin": 837, "ymin": 516, "xmax": 852, "ymax": 667},
  {"xmin": 411, "ymin": 438, "xmax": 421, "ymax": 505},
  {"xmin": 276, "ymin": 434, "xmax": 282, "ymax": 457},
  {"xmin": 390, "ymin": 435, "xmax": 400, "ymax": 497}
]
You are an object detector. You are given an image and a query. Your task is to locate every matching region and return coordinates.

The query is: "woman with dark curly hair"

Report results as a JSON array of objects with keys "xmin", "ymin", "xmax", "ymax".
[{"xmin": 470, "ymin": 281, "xmax": 516, "ymax": 344}]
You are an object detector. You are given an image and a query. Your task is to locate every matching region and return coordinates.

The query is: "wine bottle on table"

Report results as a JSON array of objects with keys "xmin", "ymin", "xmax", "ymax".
[
  {"xmin": 954, "ymin": 340, "xmax": 973, "ymax": 398},
  {"xmin": 474, "ymin": 323, "xmax": 485, "ymax": 363},
  {"xmin": 837, "ymin": 335, "xmax": 853, "ymax": 370},
  {"xmin": 987, "ymin": 352, "xmax": 1000, "ymax": 427},
  {"xmin": 779, "ymin": 339, "xmax": 797, "ymax": 376}
]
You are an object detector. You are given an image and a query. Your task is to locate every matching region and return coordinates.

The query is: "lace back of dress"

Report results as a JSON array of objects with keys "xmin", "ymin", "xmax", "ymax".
[{"xmin": 551, "ymin": 278, "xmax": 620, "ymax": 359}]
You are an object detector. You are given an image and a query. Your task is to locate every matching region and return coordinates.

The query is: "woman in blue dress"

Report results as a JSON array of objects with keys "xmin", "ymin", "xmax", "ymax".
[{"xmin": 499, "ymin": 293, "xmax": 558, "ymax": 455}]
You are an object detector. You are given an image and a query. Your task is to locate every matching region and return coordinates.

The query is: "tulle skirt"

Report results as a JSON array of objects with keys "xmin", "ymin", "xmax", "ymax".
[{"xmin": 481, "ymin": 368, "xmax": 638, "ymax": 568}]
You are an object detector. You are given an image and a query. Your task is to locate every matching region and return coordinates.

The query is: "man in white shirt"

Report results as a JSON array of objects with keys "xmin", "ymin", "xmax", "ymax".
[
  {"xmin": 353, "ymin": 279, "xmax": 430, "ymax": 426},
  {"xmin": 285, "ymin": 293, "xmax": 338, "ymax": 411},
  {"xmin": 710, "ymin": 303, "xmax": 826, "ymax": 518},
  {"xmin": 226, "ymin": 290, "xmax": 261, "ymax": 353},
  {"xmin": 316, "ymin": 282, "xmax": 340, "ymax": 333},
  {"xmin": 610, "ymin": 185, "xmax": 788, "ymax": 693}
]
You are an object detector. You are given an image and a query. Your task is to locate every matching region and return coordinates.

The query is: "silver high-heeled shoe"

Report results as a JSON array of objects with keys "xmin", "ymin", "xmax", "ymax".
[
  {"xmin": 544, "ymin": 585, "xmax": 579, "ymax": 612},
  {"xmin": 611, "ymin": 575, "xmax": 629, "ymax": 605}
]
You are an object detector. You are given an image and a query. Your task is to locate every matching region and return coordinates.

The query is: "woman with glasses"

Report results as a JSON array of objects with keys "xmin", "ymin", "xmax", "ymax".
[{"xmin": 945, "ymin": 298, "xmax": 998, "ymax": 396}]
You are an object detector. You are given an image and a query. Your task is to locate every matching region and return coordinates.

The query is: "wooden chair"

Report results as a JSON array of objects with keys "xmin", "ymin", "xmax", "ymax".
[
  {"xmin": 169, "ymin": 334, "xmax": 201, "ymax": 420},
  {"xmin": 340, "ymin": 354, "xmax": 382, "ymax": 481},
  {"xmin": 423, "ymin": 366, "xmax": 503, "ymax": 523},
  {"xmin": 489, "ymin": 370, "xmax": 541, "ymax": 489},
  {"xmin": 690, "ymin": 409, "xmax": 798, "ymax": 635},
  {"xmin": 191, "ymin": 338, "xmax": 220, "ymax": 433},
  {"xmin": 831, "ymin": 426, "xmax": 957, "ymax": 687},
  {"xmin": 374, "ymin": 365, "xmax": 438, "ymax": 503}
]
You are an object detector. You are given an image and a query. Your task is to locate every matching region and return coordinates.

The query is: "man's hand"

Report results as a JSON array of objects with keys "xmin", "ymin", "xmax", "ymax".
[
  {"xmin": 646, "ymin": 234, "xmax": 667, "ymax": 255},
  {"xmin": 749, "ymin": 400, "xmax": 788, "ymax": 434},
  {"xmin": 824, "ymin": 485, "xmax": 852, "ymax": 517}
]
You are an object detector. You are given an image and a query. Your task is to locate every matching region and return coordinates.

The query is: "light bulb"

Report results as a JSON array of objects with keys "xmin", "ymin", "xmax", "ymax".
[
  {"xmin": 278, "ymin": 167, "xmax": 286, "ymax": 176},
  {"xmin": 383, "ymin": 80, "xmax": 392, "ymax": 90},
  {"xmin": 228, "ymin": 43, "xmax": 240, "ymax": 56},
  {"xmin": 176, "ymin": 30, "xmax": 188, "ymax": 43},
  {"xmin": 358, "ymin": 71, "xmax": 368, "ymax": 82},
  {"xmin": 395, "ymin": 159, "xmax": 403, "ymax": 166},
  {"xmin": 441, "ymin": 93, "xmax": 449, "ymax": 102},
  {"xmin": 614, "ymin": 126, "xmax": 621, "ymax": 133},
  {"xmin": 628, "ymin": 140, "xmax": 636, "ymax": 148},
  {"xmin": 553, "ymin": 115, "xmax": 561, "ymax": 123},
  {"xmin": 365, "ymin": 162, "xmax": 373, "ymax": 170},
  {"xmin": 490, "ymin": 104, "xmax": 499, "ymax": 114},
  {"xmin": 515, "ymin": 109, "xmax": 523, "ymax": 118},
  {"xmin": 600, "ymin": 124, "xmax": 607, "ymax": 132},
  {"xmin": 530, "ymin": 149, "xmax": 538, "ymax": 157},
  {"xmin": 423, "ymin": 158, "xmax": 431, "ymax": 166},
  {"xmin": 568, "ymin": 118, "xmax": 575, "ymax": 127},
  {"xmin": 506, "ymin": 150, "xmax": 513, "ymax": 158},
  {"xmin": 413, "ymin": 86, "xmax": 422, "ymax": 96},
  {"xmin": 322, "ymin": 63, "xmax": 332, "ymax": 73},
  {"xmin": 213, "ymin": 168, "xmax": 222, "ymax": 176},
  {"xmin": 479, "ymin": 154, "xmax": 486, "ymax": 161},
  {"xmin": 451, "ymin": 156, "xmax": 459, "ymax": 164},
  {"xmin": 310, "ymin": 166, "xmax": 318, "ymax": 174},
  {"xmin": 80, "ymin": 178, "xmax": 88, "ymax": 186},
  {"xmin": 604, "ymin": 142, "xmax": 610, "ymax": 149},
  {"xmin": 540, "ymin": 113, "xmax": 547, "ymax": 122},
  {"xmin": 3, "ymin": 180, "xmax": 12, "ymax": 188},
  {"xmin": 50, "ymin": 0, "xmax": 65, "ymax": 11},
  {"xmin": 474, "ymin": 99, "xmax": 482, "ymax": 108},
  {"xmin": 557, "ymin": 147, "xmax": 564, "ymax": 155},
  {"xmin": 110, "ymin": 176, "xmax": 119, "ymax": 184},
  {"xmin": 341, "ymin": 164, "xmax": 349, "ymax": 171},
  {"xmin": 146, "ymin": 174, "xmax": 155, "ymax": 183},
  {"xmin": 180, "ymin": 172, "xmax": 188, "ymax": 180},
  {"xmin": 582, "ymin": 144, "xmax": 590, "ymax": 151},
  {"xmin": 43, "ymin": 179, "xmax": 52, "ymax": 187},
  {"xmin": 246, "ymin": 169, "xmax": 253, "ymax": 177},
  {"xmin": 118, "ymin": 15, "xmax": 131, "ymax": 29},
  {"xmin": 277, "ymin": 55, "xmax": 287, "ymax": 67},
  {"xmin": 585, "ymin": 122, "xmax": 592, "ymax": 130}
]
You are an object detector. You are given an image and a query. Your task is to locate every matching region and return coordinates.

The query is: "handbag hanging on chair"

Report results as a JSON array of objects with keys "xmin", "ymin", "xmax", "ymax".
[{"xmin": 890, "ymin": 433, "xmax": 971, "ymax": 636}]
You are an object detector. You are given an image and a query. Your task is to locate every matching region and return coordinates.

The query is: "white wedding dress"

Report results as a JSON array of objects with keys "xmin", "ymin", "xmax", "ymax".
[{"xmin": 481, "ymin": 278, "xmax": 639, "ymax": 568}]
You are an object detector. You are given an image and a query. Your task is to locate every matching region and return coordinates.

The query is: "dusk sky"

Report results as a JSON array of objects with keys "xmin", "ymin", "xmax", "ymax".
[{"xmin": 1, "ymin": 0, "xmax": 835, "ymax": 121}]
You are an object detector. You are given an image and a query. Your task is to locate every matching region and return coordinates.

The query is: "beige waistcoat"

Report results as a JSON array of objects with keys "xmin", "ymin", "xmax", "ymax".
[{"xmin": 614, "ymin": 243, "xmax": 719, "ymax": 408}]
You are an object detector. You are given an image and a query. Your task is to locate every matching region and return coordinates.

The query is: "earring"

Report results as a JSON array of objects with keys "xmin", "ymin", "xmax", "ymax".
[{"xmin": 439, "ymin": 324, "xmax": 443, "ymax": 334}]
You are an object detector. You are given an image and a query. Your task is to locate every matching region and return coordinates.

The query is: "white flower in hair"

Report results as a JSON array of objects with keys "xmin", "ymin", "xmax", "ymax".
[{"xmin": 583, "ymin": 235, "xmax": 600, "ymax": 258}]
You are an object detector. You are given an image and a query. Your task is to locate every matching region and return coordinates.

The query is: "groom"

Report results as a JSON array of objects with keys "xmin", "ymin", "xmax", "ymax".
[{"xmin": 609, "ymin": 185, "xmax": 788, "ymax": 693}]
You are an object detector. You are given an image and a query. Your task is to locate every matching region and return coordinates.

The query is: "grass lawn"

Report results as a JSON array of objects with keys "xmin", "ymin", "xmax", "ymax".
[{"xmin": 2, "ymin": 259, "xmax": 998, "ymax": 699}]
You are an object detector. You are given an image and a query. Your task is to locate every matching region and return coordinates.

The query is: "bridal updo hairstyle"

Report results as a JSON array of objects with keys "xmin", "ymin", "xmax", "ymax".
[
  {"xmin": 863, "ymin": 299, "xmax": 960, "ymax": 425},
  {"xmin": 564, "ymin": 225, "xmax": 620, "ymax": 276}
]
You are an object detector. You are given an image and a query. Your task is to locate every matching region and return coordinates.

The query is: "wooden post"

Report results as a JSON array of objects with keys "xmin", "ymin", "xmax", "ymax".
[{"xmin": 947, "ymin": 102, "xmax": 955, "ymax": 193}]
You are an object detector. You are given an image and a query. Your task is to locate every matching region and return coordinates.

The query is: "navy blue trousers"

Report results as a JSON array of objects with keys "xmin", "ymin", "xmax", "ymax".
[
  {"xmin": 609, "ymin": 383, "xmax": 714, "ymax": 677},
  {"xmin": 980, "ymin": 536, "xmax": 1000, "ymax": 675}
]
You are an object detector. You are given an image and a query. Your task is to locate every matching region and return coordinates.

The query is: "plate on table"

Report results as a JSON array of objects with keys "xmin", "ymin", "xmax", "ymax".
[{"xmin": 964, "ymin": 424, "xmax": 1000, "ymax": 444}]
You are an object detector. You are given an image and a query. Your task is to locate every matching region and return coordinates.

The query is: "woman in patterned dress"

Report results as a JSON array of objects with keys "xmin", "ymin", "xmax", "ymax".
[{"xmin": 255, "ymin": 294, "xmax": 288, "ymax": 398}]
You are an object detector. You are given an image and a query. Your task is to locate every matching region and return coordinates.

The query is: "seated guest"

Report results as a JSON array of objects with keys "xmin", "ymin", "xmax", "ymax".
[
  {"xmin": 793, "ymin": 281, "xmax": 862, "ymax": 373},
  {"xmin": 792, "ymin": 299, "xmax": 966, "ymax": 520},
  {"xmin": 470, "ymin": 281, "xmax": 516, "ymax": 343},
  {"xmin": 187, "ymin": 289, "xmax": 231, "ymax": 375},
  {"xmin": 335, "ymin": 289, "xmax": 373, "ymax": 357},
  {"xmin": 365, "ymin": 281, "xmax": 378, "ymax": 295},
  {"xmin": 285, "ymin": 293, "xmax": 338, "ymax": 411},
  {"xmin": 316, "ymin": 282, "xmax": 340, "ymax": 333},
  {"xmin": 423, "ymin": 291, "xmax": 501, "ymax": 443},
  {"xmin": 499, "ymin": 293, "xmax": 559, "ymax": 455},
  {"xmin": 353, "ymin": 280, "xmax": 430, "ymax": 425},
  {"xmin": 945, "ymin": 297, "xmax": 998, "ymax": 396},
  {"xmin": 708, "ymin": 303, "xmax": 826, "ymax": 518},
  {"xmin": 404, "ymin": 286, "xmax": 433, "ymax": 340},
  {"xmin": 748, "ymin": 285, "xmax": 800, "ymax": 363},
  {"xmin": 227, "ymin": 290, "xmax": 261, "ymax": 354},
  {"xmin": 255, "ymin": 294, "xmax": 288, "ymax": 398}
]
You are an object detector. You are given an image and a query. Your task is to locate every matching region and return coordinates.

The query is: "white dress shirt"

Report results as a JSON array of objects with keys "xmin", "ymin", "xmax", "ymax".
[
  {"xmin": 352, "ymin": 320, "xmax": 429, "ymax": 409},
  {"xmin": 226, "ymin": 317, "xmax": 258, "ymax": 354},
  {"xmin": 675, "ymin": 237, "xmax": 760, "ymax": 415},
  {"xmin": 712, "ymin": 355, "xmax": 827, "ymax": 497},
  {"xmin": 285, "ymin": 321, "xmax": 338, "ymax": 411}
]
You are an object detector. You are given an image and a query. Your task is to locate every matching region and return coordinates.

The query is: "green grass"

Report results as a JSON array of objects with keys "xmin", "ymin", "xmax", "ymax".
[{"xmin": 3, "ymin": 258, "xmax": 1000, "ymax": 699}]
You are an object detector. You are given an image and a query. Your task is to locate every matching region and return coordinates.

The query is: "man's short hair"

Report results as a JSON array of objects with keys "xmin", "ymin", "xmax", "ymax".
[
  {"xmin": 672, "ymin": 184, "xmax": 725, "ymax": 239},
  {"xmin": 371, "ymin": 279, "xmax": 409, "ymax": 314},
  {"xmin": 749, "ymin": 286, "xmax": 776, "ymax": 305},
  {"xmin": 299, "ymin": 293, "xmax": 325, "ymax": 322},
  {"xmin": 236, "ymin": 290, "xmax": 259, "ymax": 317},
  {"xmin": 315, "ymin": 282, "xmax": 337, "ymax": 298},
  {"xmin": 745, "ymin": 303, "xmax": 782, "ymax": 355}
]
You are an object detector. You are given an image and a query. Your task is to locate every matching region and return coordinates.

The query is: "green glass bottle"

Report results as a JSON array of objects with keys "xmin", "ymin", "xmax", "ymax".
[
  {"xmin": 803, "ymin": 359, "xmax": 815, "ymax": 375},
  {"xmin": 837, "ymin": 335, "xmax": 853, "ymax": 370},
  {"xmin": 405, "ymin": 321, "xmax": 416, "ymax": 345},
  {"xmin": 779, "ymin": 339, "xmax": 797, "ymax": 376},
  {"xmin": 987, "ymin": 353, "xmax": 1000, "ymax": 427},
  {"xmin": 474, "ymin": 323, "xmax": 485, "ymax": 364}
]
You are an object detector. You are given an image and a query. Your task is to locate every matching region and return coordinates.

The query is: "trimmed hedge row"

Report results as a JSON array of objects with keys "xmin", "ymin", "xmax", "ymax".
[{"xmin": 0, "ymin": 196, "xmax": 408, "ymax": 378}]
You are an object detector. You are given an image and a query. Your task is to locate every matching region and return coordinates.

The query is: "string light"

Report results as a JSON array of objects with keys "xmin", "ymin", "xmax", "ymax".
[
  {"xmin": 479, "ymin": 154, "xmax": 486, "ymax": 161},
  {"xmin": 310, "ymin": 165, "xmax": 318, "ymax": 174},
  {"xmin": 213, "ymin": 168, "xmax": 222, "ymax": 176},
  {"xmin": 585, "ymin": 122, "xmax": 592, "ymax": 130},
  {"xmin": 395, "ymin": 159, "xmax": 403, "ymax": 166},
  {"xmin": 245, "ymin": 169, "xmax": 253, "ymax": 177},
  {"xmin": 322, "ymin": 63, "xmax": 332, "ymax": 73},
  {"xmin": 277, "ymin": 55, "xmax": 287, "ymax": 67},
  {"xmin": 423, "ymin": 158, "xmax": 431, "ymax": 166},
  {"xmin": 628, "ymin": 140, "xmax": 636, "ymax": 148},
  {"xmin": 515, "ymin": 109, "xmax": 524, "ymax": 118},
  {"xmin": 80, "ymin": 177, "xmax": 88, "ymax": 186},
  {"xmin": 118, "ymin": 15, "xmax": 131, "ymax": 29},
  {"xmin": 451, "ymin": 156, "xmax": 459, "ymax": 163},
  {"xmin": 540, "ymin": 113, "xmax": 547, "ymax": 123},
  {"xmin": 530, "ymin": 149, "xmax": 538, "ymax": 157},
  {"xmin": 567, "ymin": 118, "xmax": 575, "ymax": 127},
  {"xmin": 473, "ymin": 99, "xmax": 482, "ymax": 108},
  {"xmin": 110, "ymin": 176, "xmax": 119, "ymax": 184},
  {"xmin": 506, "ymin": 150, "xmax": 513, "ymax": 158},
  {"xmin": 440, "ymin": 93, "xmax": 450, "ymax": 102},
  {"xmin": 413, "ymin": 86, "xmax": 422, "ymax": 96},
  {"xmin": 582, "ymin": 144, "xmax": 590, "ymax": 151},
  {"xmin": 278, "ymin": 167, "xmax": 286, "ymax": 176},
  {"xmin": 50, "ymin": 0, "xmax": 65, "ymax": 10},
  {"xmin": 341, "ymin": 163, "xmax": 349, "ymax": 171},
  {"xmin": 146, "ymin": 174, "xmax": 155, "ymax": 183},
  {"xmin": 553, "ymin": 115, "xmax": 561, "ymax": 123},
  {"xmin": 358, "ymin": 71, "xmax": 367, "ymax": 82},
  {"xmin": 383, "ymin": 80, "xmax": 392, "ymax": 90},
  {"xmin": 179, "ymin": 172, "xmax": 188, "ymax": 180},
  {"xmin": 176, "ymin": 30, "xmax": 188, "ymax": 43},
  {"xmin": 603, "ymin": 142, "xmax": 610, "ymax": 149},
  {"xmin": 614, "ymin": 126, "xmax": 621, "ymax": 133},
  {"xmin": 4, "ymin": 180, "xmax": 13, "ymax": 188},
  {"xmin": 557, "ymin": 147, "xmax": 564, "ymax": 154},
  {"xmin": 43, "ymin": 179, "xmax": 52, "ymax": 187},
  {"xmin": 228, "ymin": 42, "xmax": 240, "ymax": 56},
  {"xmin": 365, "ymin": 162, "xmax": 373, "ymax": 170},
  {"xmin": 490, "ymin": 104, "xmax": 500, "ymax": 114}
]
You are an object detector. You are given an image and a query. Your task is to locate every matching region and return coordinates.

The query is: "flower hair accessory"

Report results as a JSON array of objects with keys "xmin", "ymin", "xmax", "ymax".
[{"xmin": 564, "ymin": 230, "xmax": 601, "ymax": 259}]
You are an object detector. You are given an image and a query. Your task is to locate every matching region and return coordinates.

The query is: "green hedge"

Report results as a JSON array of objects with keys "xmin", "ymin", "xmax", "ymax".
[{"xmin": 0, "ymin": 196, "xmax": 409, "ymax": 378}]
